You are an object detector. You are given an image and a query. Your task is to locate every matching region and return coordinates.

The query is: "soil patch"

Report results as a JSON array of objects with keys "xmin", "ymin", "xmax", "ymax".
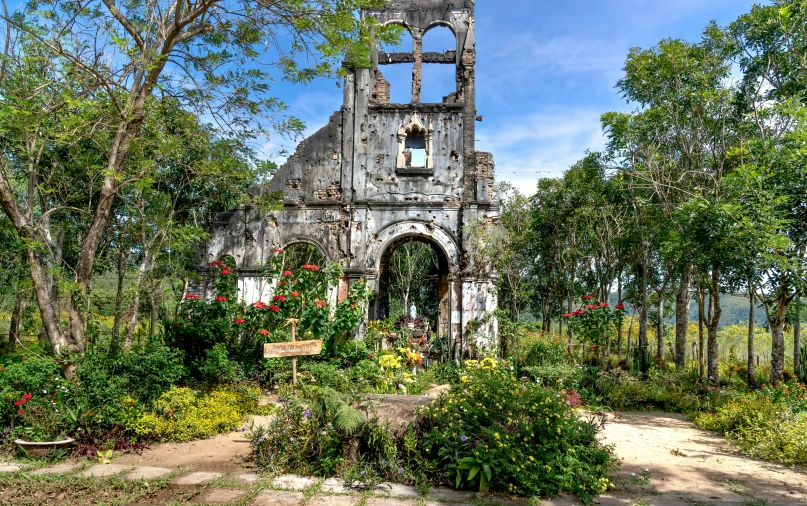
[
  {"xmin": 598, "ymin": 411, "xmax": 807, "ymax": 505},
  {"xmin": 115, "ymin": 431, "xmax": 252, "ymax": 473}
]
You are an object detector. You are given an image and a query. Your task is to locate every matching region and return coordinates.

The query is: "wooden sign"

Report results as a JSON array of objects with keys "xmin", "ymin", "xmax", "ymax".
[{"xmin": 263, "ymin": 340, "xmax": 323, "ymax": 359}]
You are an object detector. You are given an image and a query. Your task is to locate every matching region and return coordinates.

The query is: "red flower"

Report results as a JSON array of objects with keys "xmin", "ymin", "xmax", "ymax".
[
  {"xmin": 590, "ymin": 345, "xmax": 598, "ymax": 351},
  {"xmin": 13, "ymin": 400, "xmax": 25, "ymax": 406},
  {"xmin": 583, "ymin": 295, "xmax": 594, "ymax": 300},
  {"xmin": 585, "ymin": 305, "xmax": 597, "ymax": 310},
  {"xmin": 273, "ymin": 295, "xmax": 287, "ymax": 303},
  {"xmin": 291, "ymin": 292, "xmax": 301, "ymax": 297},
  {"xmin": 184, "ymin": 294, "xmax": 201, "ymax": 300},
  {"xmin": 17, "ymin": 409, "xmax": 24, "ymax": 416},
  {"xmin": 258, "ymin": 329, "xmax": 269, "ymax": 336},
  {"xmin": 283, "ymin": 271, "xmax": 294, "ymax": 277},
  {"xmin": 302, "ymin": 265, "xmax": 320, "ymax": 272},
  {"xmin": 368, "ymin": 353, "xmax": 373, "ymax": 359},
  {"xmin": 274, "ymin": 248, "xmax": 285, "ymax": 253},
  {"xmin": 209, "ymin": 261, "xmax": 223, "ymax": 267},
  {"xmin": 174, "ymin": 322, "xmax": 182, "ymax": 327},
  {"xmin": 216, "ymin": 296, "xmax": 227, "ymax": 302},
  {"xmin": 268, "ymin": 305, "xmax": 281, "ymax": 313},
  {"xmin": 563, "ymin": 313, "xmax": 573, "ymax": 318},
  {"xmin": 253, "ymin": 301, "xmax": 266, "ymax": 310},
  {"xmin": 22, "ymin": 393, "xmax": 32, "ymax": 400},
  {"xmin": 574, "ymin": 310, "xmax": 585, "ymax": 316},
  {"xmin": 221, "ymin": 268, "xmax": 232, "ymax": 275},
  {"xmin": 314, "ymin": 300, "xmax": 327, "ymax": 308},
  {"xmin": 599, "ymin": 303, "xmax": 609, "ymax": 308},
  {"xmin": 615, "ymin": 303, "xmax": 626, "ymax": 310},
  {"xmin": 234, "ymin": 318, "xmax": 246, "ymax": 324}
]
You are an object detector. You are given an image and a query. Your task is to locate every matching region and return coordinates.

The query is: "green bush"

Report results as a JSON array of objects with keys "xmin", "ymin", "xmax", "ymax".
[
  {"xmin": 412, "ymin": 359, "xmax": 616, "ymax": 502},
  {"xmin": 520, "ymin": 333, "xmax": 568, "ymax": 367},
  {"xmin": 522, "ymin": 363, "xmax": 584, "ymax": 391},
  {"xmin": 695, "ymin": 380, "xmax": 807, "ymax": 464},
  {"xmin": 249, "ymin": 386, "xmax": 398, "ymax": 482},
  {"xmin": 130, "ymin": 384, "xmax": 261, "ymax": 442}
]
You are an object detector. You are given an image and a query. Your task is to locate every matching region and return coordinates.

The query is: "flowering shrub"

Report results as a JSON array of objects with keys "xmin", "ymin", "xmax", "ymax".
[
  {"xmin": 411, "ymin": 359, "xmax": 616, "ymax": 501},
  {"xmin": 166, "ymin": 252, "xmax": 372, "ymax": 377},
  {"xmin": 564, "ymin": 298, "xmax": 625, "ymax": 353},
  {"xmin": 695, "ymin": 380, "xmax": 807, "ymax": 464},
  {"xmin": 130, "ymin": 384, "xmax": 261, "ymax": 442}
]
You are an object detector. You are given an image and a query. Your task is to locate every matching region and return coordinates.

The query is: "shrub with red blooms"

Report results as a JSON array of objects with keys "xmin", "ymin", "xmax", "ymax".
[
  {"xmin": 165, "ymin": 252, "xmax": 372, "ymax": 375},
  {"xmin": 565, "ymin": 388, "xmax": 583, "ymax": 408},
  {"xmin": 565, "ymin": 299, "xmax": 626, "ymax": 366}
]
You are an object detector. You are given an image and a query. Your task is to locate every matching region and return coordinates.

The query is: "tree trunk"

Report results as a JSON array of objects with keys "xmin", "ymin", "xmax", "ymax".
[
  {"xmin": 675, "ymin": 266, "xmax": 691, "ymax": 369},
  {"xmin": 124, "ymin": 251, "xmax": 150, "ymax": 348},
  {"xmin": 638, "ymin": 263, "xmax": 649, "ymax": 374},
  {"xmin": 617, "ymin": 274, "xmax": 624, "ymax": 359},
  {"xmin": 747, "ymin": 288, "xmax": 755, "ymax": 387},
  {"xmin": 707, "ymin": 266, "xmax": 721, "ymax": 384},
  {"xmin": 8, "ymin": 292, "xmax": 22, "ymax": 349},
  {"xmin": 657, "ymin": 293, "xmax": 664, "ymax": 362},
  {"xmin": 697, "ymin": 276, "xmax": 705, "ymax": 378},
  {"xmin": 770, "ymin": 275, "xmax": 790, "ymax": 385},
  {"xmin": 150, "ymin": 289, "xmax": 157, "ymax": 337},
  {"xmin": 111, "ymin": 246, "xmax": 127, "ymax": 352},
  {"xmin": 794, "ymin": 292, "xmax": 801, "ymax": 379}
]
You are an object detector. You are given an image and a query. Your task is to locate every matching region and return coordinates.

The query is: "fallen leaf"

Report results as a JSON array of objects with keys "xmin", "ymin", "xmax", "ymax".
[{"xmin": 56, "ymin": 493, "xmax": 65, "ymax": 501}]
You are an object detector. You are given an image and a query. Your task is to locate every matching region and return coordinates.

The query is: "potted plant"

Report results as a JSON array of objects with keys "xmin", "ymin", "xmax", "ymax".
[{"xmin": 11, "ymin": 392, "xmax": 74, "ymax": 457}]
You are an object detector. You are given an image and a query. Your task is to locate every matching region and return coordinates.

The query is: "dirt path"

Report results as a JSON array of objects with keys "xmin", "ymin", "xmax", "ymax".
[
  {"xmin": 596, "ymin": 411, "xmax": 807, "ymax": 505},
  {"xmin": 114, "ymin": 431, "xmax": 253, "ymax": 473},
  {"xmin": 111, "ymin": 410, "xmax": 807, "ymax": 505}
]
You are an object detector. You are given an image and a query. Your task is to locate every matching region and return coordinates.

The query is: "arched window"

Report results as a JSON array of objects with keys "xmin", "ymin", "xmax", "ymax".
[
  {"xmin": 396, "ymin": 113, "xmax": 434, "ymax": 172},
  {"xmin": 279, "ymin": 242, "xmax": 326, "ymax": 272},
  {"xmin": 421, "ymin": 25, "xmax": 457, "ymax": 103}
]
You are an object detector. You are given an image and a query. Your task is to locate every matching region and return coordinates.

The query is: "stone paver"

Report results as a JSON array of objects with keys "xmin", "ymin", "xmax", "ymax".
[
  {"xmin": 78, "ymin": 464, "xmax": 130, "ymax": 477},
  {"xmin": 321, "ymin": 477, "xmax": 362, "ymax": 494},
  {"xmin": 237, "ymin": 472, "xmax": 262, "ymax": 483},
  {"xmin": 272, "ymin": 473, "xmax": 318, "ymax": 491},
  {"xmin": 28, "ymin": 462, "xmax": 82, "ymax": 476},
  {"xmin": 0, "ymin": 462, "xmax": 23, "ymax": 473},
  {"xmin": 193, "ymin": 488, "xmax": 248, "ymax": 503},
  {"xmin": 124, "ymin": 466, "xmax": 174, "ymax": 481},
  {"xmin": 373, "ymin": 482, "xmax": 420, "ymax": 499},
  {"xmin": 168, "ymin": 471, "xmax": 223, "ymax": 489},
  {"xmin": 308, "ymin": 494, "xmax": 359, "ymax": 506},
  {"xmin": 426, "ymin": 487, "xmax": 476, "ymax": 503},
  {"xmin": 250, "ymin": 489, "xmax": 305, "ymax": 505},
  {"xmin": 364, "ymin": 499, "xmax": 418, "ymax": 506}
]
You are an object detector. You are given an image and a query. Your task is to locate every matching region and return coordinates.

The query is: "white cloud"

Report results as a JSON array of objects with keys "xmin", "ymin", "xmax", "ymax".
[{"xmin": 478, "ymin": 109, "xmax": 608, "ymax": 196}]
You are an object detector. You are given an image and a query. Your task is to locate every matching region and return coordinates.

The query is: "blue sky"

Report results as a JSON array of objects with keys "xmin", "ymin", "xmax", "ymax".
[{"xmin": 267, "ymin": 0, "xmax": 760, "ymax": 196}]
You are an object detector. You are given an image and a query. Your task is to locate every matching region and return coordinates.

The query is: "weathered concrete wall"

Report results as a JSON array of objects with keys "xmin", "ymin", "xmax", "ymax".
[{"xmin": 198, "ymin": 0, "xmax": 499, "ymax": 355}]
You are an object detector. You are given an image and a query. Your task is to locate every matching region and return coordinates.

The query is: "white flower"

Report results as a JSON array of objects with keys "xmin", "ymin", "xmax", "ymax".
[{"xmin": 644, "ymin": 468, "xmax": 650, "ymax": 473}]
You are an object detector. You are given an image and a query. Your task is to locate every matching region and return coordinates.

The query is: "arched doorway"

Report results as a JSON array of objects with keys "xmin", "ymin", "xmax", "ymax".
[{"xmin": 375, "ymin": 236, "xmax": 450, "ymax": 338}]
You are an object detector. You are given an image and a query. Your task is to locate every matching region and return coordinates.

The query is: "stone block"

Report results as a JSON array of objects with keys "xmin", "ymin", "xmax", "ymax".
[
  {"xmin": 272, "ymin": 473, "xmax": 318, "ymax": 491},
  {"xmin": 364, "ymin": 499, "xmax": 418, "ymax": 506},
  {"xmin": 237, "ymin": 472, "xmax": 262, "ymax": 483},
  {"xmin": 321, "ymin": 477, "xmax": 360, "ymax": 494},
  {"xmin": 168, "ymin": 471, "xmax": 223, "ymax": 489},
  {"xmin": 308, "ymin": 495, "xmax": 359, "ymax": 506},
  {"xmin": 426, "ymin": 487, "xmax": 476, "ymax": 503},
  {"xmin": 193, "ymin": 488, "xmax": 247, "ymax": 503},
  {"xmin": 250, "ymin": 490, "xmax": 305, "ymax": 505},
  {"xmin": 374, "ymin": 482, "xmax": 421, "ymax": 499},
  {"xmin": 0, "ymin": 462, "xmax": 23, "ymax": 473},
  {"xmin": 78, "ymin": 464, "xmax": 129, "ymax": 477},
  {"xmin": 28, "ymin": 462, "xmax": 82, "ymax": 476},
  {"xmin": 124, "ymin": 466, "xmax": 174, "ymax": 481}
]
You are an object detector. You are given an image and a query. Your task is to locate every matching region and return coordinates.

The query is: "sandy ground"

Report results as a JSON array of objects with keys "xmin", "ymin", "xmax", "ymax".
[
  {"xmin": 114, "ymin": 430, "xmax": 254, "ymax": 473},
  {"xmin": 595, "ymin": 411, "xmax": 807, "ymax": 505}
]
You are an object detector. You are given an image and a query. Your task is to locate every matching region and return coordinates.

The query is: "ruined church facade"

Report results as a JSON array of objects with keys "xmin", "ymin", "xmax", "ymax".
[{"xmin": 199, "ymin": 0, "xmax": 498, "ymax": 355}]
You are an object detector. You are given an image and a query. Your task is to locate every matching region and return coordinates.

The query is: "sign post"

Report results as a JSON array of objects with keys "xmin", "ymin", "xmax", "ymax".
[{"xmin": 263, "ymin": 319, "xmax": 322, "ymax": 386}]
